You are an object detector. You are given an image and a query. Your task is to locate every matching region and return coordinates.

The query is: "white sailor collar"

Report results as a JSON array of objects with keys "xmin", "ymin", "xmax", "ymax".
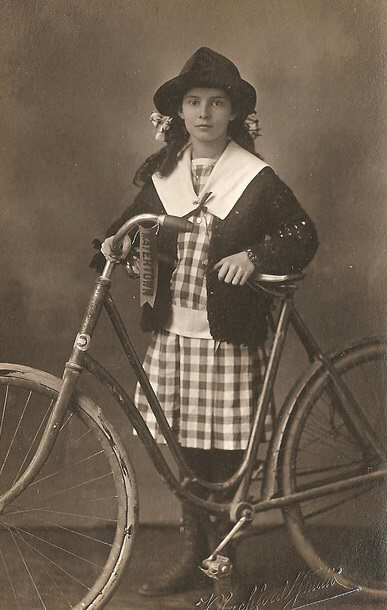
[{"xmin": 151, "ymin": 140, "xmax": 269, "ymax": 220}]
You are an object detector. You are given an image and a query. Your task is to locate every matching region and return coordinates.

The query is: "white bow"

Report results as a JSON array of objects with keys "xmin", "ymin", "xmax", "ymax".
[
  {"xmin": 149, "ymin": 112, "xmax": 173, "ymax": 141},
  {"xmin": 244, "ymin": 111, "xmax": 261, "ymax": 139}
]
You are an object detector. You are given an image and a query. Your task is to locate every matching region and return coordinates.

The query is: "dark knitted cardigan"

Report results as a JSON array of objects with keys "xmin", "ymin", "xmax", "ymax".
[{"xmin": 92, "ymin": 167, "xmax": 318, "ymax": 347}]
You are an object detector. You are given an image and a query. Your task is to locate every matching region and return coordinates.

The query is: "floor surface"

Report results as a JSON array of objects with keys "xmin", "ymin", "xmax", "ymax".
[{"xmin": 106, "ymin": 526, "xmax": 385, "ymax": 610}]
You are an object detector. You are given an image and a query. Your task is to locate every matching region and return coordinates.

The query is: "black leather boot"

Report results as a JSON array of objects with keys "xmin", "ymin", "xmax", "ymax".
[{"xmin": 138, "ymin": 504, "xmax": 209, "ymax": 596}]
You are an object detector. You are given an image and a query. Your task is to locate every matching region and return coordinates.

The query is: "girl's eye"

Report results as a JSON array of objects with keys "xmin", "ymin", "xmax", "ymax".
[{"xmin": 212, "ymin": 99, "xmax": 224, "ymax": 106}]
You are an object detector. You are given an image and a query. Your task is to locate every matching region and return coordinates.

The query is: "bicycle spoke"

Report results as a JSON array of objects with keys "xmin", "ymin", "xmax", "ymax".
[
  {"xmin": 300, "ymin": 415, "xmax": 360, "ymax": 460},
  {"xmin": 296, "ymin": 460, "xmax": 364, "ymax": 480},
  {"xmin": 298, "ymin": 432, "xmax": 358, "ymax": 465},
  {"xmin": 2, "ymin": 521, "xmax": 104, "ymax": 570},
  {"xmin": 0, "ymin": 384, "xmax": 9, "ymax": 448},
  {"xmin": 31, "ymin": 471, "xmax": 114, "ymax": 506},
  {"xmin": 3, "ymin": 506, "xmax": 114, "ymax": 546},
  {"xmin": 10, "ymin": 527, "xmax": 48, "ymax": 609},
  {"xmin": 298, "ymin": 428, "xmax": 353, "ymax": 461},
  {"xmin": 5, "ymin": 506, "xmax": 117, "ymax": 524},
  {"xmin": 12, "ymin": 400, "xmax": 54, "ymax": 485},
  {"xmin": 0, "ymin": 371, "xmax": 136, "ymax": 609},
  {"xmin": 59, "ymin": 412, "xmax": 74, "ymax": 432},
  {"xmin": 302, "ymin": 483, "xmax": 375, "ymax": 522},
  {"xmin": 57, "ymin": 494, "xmax": 119, "ymax": 508},
  {"xmin": 30, "ymin": 449, "xmax": 105, "ymax": 487},
  {"xmin": 318, "ymin": 369, "xmax": 383, "ymax": 443},
  {"xmin": 282, "ymin": 340, "xmax": 386, "ymax": 597},
  {"xmin": 302, "ymin": 413, "xmax": 351, "ymax": 446},
  {"xmin": 297, "ymin": 430, "xmax": 358, "ymax": 466},
  {"xmin": 345, "ymin": 364, "xmax": 384, "ymax": 428},
  {"xmin": 1, "ymin": 524, "xmax": 71, "ymax": 610},
  {"xmin": 72, "ymin": 428, "xmax": 92, "ymax": 442},
  {"xmin": 41, "ymin": 569, "xmax": 73, "ymax": 610},
  {"xmin": 7, "ymin": 494, "xmax": 118, "ymax": 515},
  {"xmin": 8, "ymin": 523, "xmax": 91, "ymax": 591},
  {"xmin": 358, "ymin": 364, "xmax": 384, "ymax": 421},
  {"xmin": 0, "ymin": 545, "xmax": 22, "ymax": 610},
  {"xmin": 0, "ymin": 390, "xmax": 32, "ymax": 478}
]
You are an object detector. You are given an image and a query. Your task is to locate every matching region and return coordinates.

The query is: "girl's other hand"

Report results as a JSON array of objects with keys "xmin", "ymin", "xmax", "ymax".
[
  {"xmin": 213, "ymin": 251, "xmax": 255, "ymax": 285},
  {"xmin": 101, "ymin": 235, "xmax": 132, "ymax": 262}
]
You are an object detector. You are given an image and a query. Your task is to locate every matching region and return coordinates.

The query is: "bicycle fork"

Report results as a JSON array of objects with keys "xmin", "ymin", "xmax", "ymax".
[{"xmin": 0, "ymin": 269, "xmax": 115, "ymax": 513}]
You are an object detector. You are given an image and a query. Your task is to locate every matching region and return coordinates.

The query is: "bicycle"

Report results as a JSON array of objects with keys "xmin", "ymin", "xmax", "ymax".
[{"xmin": 0, "ymin": 212, "xmax": 385, "ymax": 609}]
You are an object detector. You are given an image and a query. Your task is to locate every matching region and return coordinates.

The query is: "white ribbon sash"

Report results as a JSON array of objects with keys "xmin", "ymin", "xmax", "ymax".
[{"xmin": 139, "ymin": 224, "xmax": 159, "ymax": 308}]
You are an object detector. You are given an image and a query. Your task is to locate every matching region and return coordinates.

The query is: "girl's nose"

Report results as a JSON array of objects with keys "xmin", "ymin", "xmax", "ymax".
[{"xmin": 199, "ymin": 103, "xmax": 210, "ymax": 118}]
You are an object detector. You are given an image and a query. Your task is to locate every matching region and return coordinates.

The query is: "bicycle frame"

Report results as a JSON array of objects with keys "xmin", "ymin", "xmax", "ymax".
[
  {"xmin": 91, "ymin": 276, "xmax": 385, "ymax": 520},
  {"xmin": 1, "ymin": 256, "xmax": 385, "ymax": 524}
]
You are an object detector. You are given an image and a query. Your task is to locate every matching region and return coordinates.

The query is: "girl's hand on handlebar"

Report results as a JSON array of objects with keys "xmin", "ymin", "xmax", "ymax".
[
  {"xmin": 213, "ymin": 251, "xmax": 255, "ymax": 286},
  {"xmin": 101, "ymin": 235, "xmax": 132, "ymax": 262}
]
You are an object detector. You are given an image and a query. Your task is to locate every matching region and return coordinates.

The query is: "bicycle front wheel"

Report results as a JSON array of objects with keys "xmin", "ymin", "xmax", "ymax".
[
  {"xmin": 280, "ymin": 337, "xmax": 386, "ymax": 599},
  {"xmin": 0, "ymin": 365, "xmax": 138, "ymax": 609}
]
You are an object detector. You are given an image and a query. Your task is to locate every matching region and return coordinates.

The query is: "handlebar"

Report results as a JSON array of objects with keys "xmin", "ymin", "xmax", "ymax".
[
  {"xmin": 104, "ymin": 213, "xmax": 305, "ymax": 294},
  {"xmin": 111, "ymin": 214, "xmax": 193, "ymax": 255}
]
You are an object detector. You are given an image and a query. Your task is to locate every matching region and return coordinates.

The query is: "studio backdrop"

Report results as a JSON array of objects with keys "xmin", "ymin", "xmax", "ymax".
[{"xmin": 0, "ymin": 0, "xmax": 385, "ymax": 523}]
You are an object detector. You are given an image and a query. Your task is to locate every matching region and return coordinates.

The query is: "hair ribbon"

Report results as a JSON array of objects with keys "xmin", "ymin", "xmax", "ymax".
[
  {"xmin": 244, "ymin": 111, "xmax": 261, "ymax": 139},
  {"xmin": 150, "ymin": 112, "xmax": 173, "ymax": 141}
]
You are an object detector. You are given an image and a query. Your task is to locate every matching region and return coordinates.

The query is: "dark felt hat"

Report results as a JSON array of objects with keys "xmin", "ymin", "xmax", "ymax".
[{"xmin": 153, "ymin": 47, "xmax": 256, "ymax": 120}]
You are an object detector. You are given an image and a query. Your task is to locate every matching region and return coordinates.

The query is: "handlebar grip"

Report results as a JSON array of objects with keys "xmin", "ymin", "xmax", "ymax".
[{"xmin": 160, "ymin": 215, "xmax": 194, "ymax": 233}]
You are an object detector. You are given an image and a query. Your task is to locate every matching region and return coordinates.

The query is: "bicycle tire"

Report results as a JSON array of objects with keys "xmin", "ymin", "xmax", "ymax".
[
  {"xmin": 280, "ymin": 337, "xmax": 386, "ymax": 599},
  {"xmin": 0, "ymin": 364, "xmax": 138, "ymax": 610}
]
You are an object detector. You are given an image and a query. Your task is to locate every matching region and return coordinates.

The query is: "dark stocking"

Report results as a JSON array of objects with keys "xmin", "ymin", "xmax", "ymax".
[
  {"xmin": 138, "ymin": 446, "xmax": 244, "ymax": 596},
  {"xmin": 183, "ymin": 448, "xmax": 245, "ymax": 604}
]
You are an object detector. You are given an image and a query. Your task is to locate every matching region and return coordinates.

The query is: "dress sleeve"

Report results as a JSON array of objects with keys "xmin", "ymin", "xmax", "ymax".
[{"xmin": 248, "ymin": 172, "xmax": 319, "ymax": 274}]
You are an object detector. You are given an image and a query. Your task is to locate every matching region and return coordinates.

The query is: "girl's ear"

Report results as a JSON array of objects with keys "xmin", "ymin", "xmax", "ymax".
[{"xmin": 178, "ymin": 108, "xmax": 184, "ymax": 120}]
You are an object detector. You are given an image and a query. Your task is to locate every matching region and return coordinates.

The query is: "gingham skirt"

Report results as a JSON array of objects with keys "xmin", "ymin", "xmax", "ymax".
[
  {"xmin": 133, "ymin": 158, "xmax": 272, "ymax": 449},
  {"xmin": 134, "ymin": 330, "xmax": 264, "ymax": 449}
]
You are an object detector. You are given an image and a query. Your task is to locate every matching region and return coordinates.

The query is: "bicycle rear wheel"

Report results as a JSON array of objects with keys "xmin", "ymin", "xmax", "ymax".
[
  {"xmin": 280, "ymin": 337, "xmax": 386, "ymax": 599},
  {"xmin": 0, "ymin": 365, "xmax": 138, "ymax": 609}
]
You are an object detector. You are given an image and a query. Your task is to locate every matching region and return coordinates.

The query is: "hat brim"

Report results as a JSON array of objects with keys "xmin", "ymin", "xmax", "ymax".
[{"xmin": 153, "ymin": 73, "xmax": 256, "ymax": 119}]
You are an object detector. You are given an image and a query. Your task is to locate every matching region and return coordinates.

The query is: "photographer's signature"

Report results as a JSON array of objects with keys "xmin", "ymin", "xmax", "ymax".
[{"xmin": 195, "ymin": 567, "xmax": 360, "ymax": 610}]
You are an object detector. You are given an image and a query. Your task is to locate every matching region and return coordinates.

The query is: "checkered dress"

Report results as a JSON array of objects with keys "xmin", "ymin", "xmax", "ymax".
[{"xmin": 134, "ymin": 158, "xmax": 269, "ymax": 449}]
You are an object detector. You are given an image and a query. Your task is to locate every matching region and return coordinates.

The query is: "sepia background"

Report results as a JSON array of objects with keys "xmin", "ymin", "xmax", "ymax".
[{"xmin": 0, "ymin": 0, "xmax": 385, "ymax": 524}]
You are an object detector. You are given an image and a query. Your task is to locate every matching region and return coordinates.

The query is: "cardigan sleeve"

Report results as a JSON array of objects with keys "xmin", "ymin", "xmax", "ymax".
[
  {"xmin": 105, "ymin": 183, "xmax": 156, "ymax": 237},
  {"xmin": 89, "ymin": 184, "xmax": 154, "ymax": 273},
  {"xmin": 248, "ymin": 171, "xmax": 319, "ymax": 274}
]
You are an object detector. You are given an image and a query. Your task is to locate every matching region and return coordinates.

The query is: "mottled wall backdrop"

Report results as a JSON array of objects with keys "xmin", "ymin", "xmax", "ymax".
[{"xmin": 0, "ymin": 0, "xmax": 385, "ymax": 522}]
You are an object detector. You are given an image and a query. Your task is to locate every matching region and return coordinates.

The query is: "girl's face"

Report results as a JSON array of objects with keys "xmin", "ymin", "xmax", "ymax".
[{"xmin": 178, "ymin": 88, "xmax": 235, "ymax": 148}]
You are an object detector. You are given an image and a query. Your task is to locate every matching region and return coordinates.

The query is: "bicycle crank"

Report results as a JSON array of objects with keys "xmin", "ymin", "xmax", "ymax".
[{"xmin": 200, "ymin": 506, "xmax": 253, "ymax": 580}]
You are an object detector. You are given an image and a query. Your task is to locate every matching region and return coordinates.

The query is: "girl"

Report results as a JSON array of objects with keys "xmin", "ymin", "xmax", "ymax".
[{"xmin": 94, "ymin": 47, "xmax": 318, "ymax": 598}]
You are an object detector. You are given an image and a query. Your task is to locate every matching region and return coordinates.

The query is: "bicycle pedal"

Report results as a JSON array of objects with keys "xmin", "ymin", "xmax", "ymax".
[{"xmin": 200, "ymin": 554, "xmax": 232, "ymax": 580}]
